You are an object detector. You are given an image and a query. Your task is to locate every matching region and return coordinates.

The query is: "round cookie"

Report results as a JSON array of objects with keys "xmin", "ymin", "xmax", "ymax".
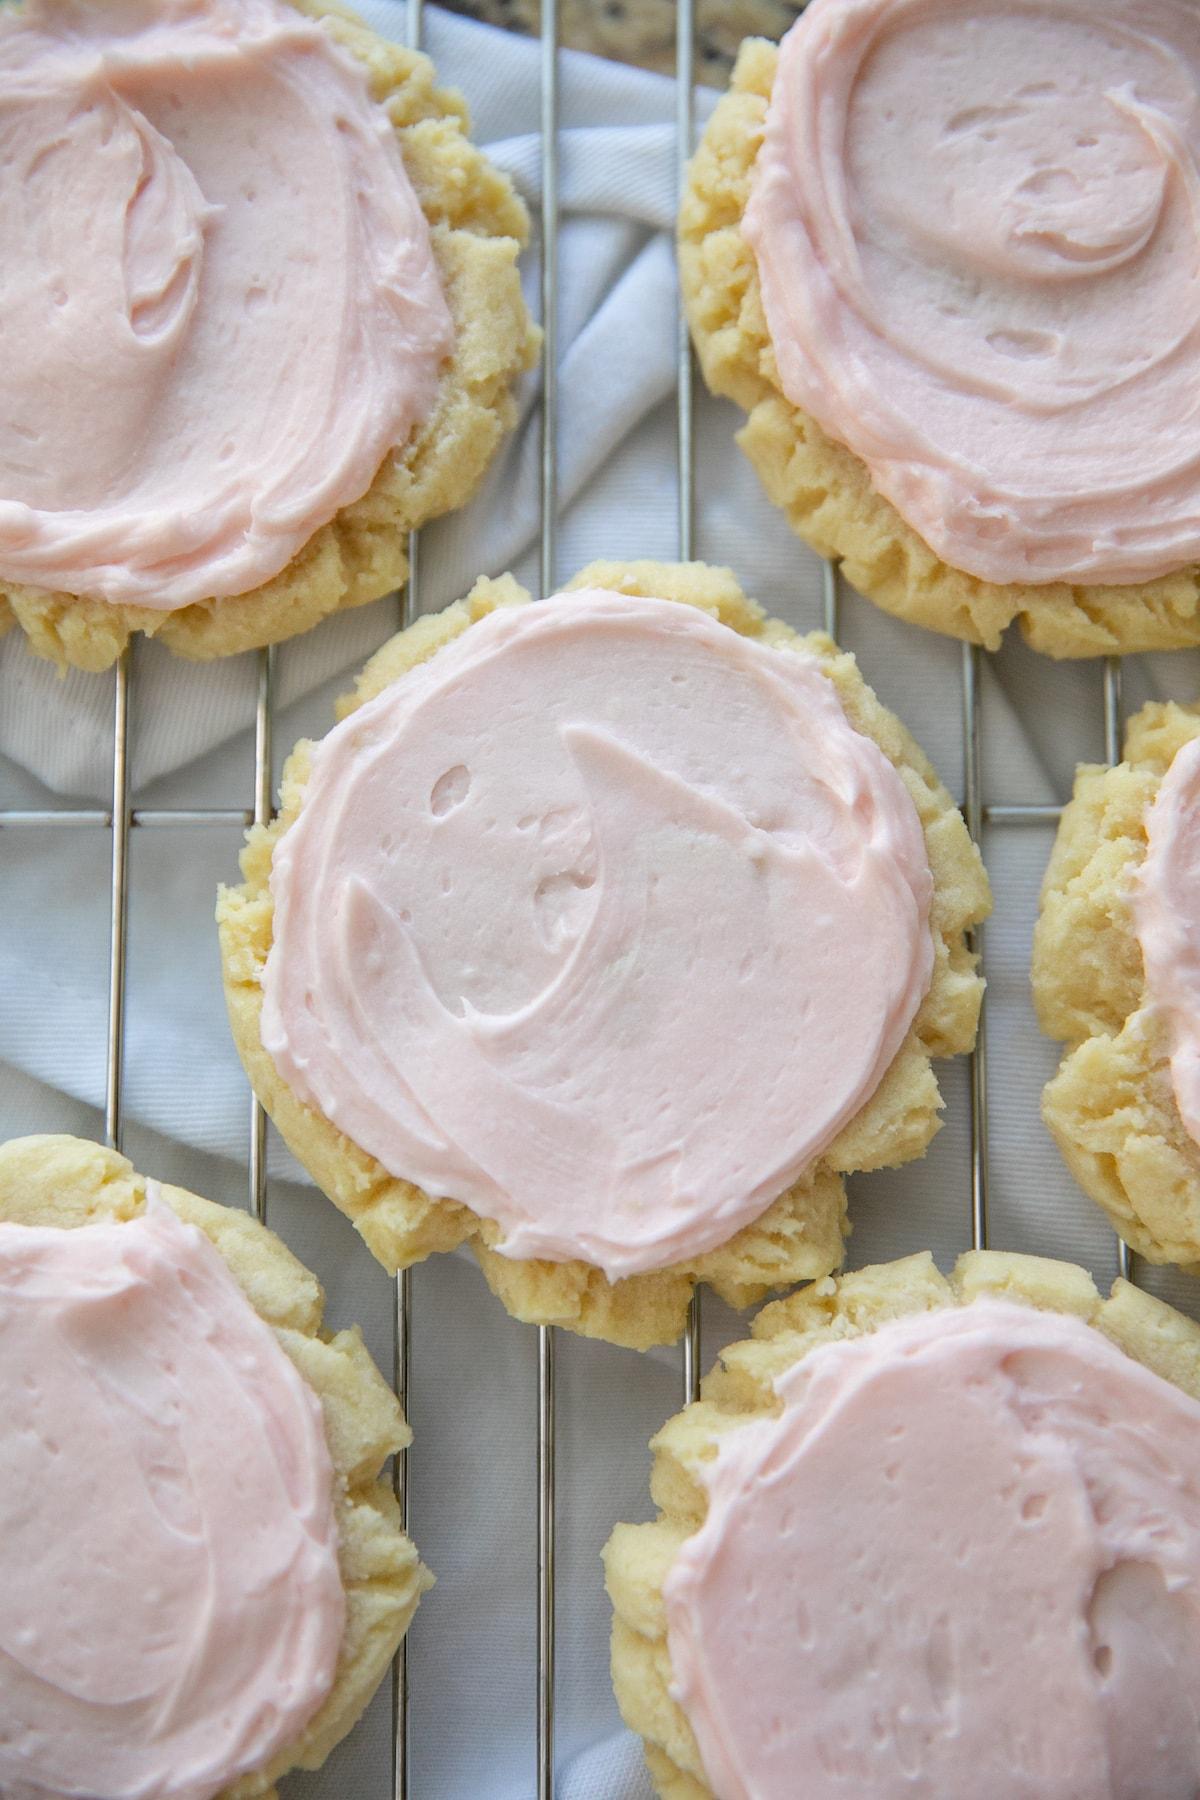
[
  {"xmin": 603, "ymin": 1248, "xmax": 1200, "ymax": 1799},
  {"xmin": 1035, "ymin": 702, "xmax": 1200, "ymax": 1271},
  {"xmin": 217, "ymin": 558, "xmax": 989, "ymax": 1350},
  {"xmin": 0, "ymin": 1133, "xmax": 430, "ymax": 1800},
  {"xmin": 0, "ymin": 0, "xmax": 538, "ymax": 672},
  {"xmin": 681, "ymin": 21, "xmax": 1200, "ymax": 659}
]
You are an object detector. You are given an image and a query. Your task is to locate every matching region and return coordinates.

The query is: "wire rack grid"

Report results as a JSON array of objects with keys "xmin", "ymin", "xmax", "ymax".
[{"xmin": 0, "ymin": 0, "xmax": 1156, "ymax": 1794}]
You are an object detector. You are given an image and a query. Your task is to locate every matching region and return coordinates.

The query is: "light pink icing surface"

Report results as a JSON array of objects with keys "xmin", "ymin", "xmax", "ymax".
[
  {"xmin": 0, "ymin": 0, "xmax": 451, "ymax": 609},
  {"xmin": 745, "ymin": 0, "xmax": 1200, "ymax": 588},
  {"xmin": 261, "ymin": 591, "xmax": 934, "ymax": 1279},
  {"xmin": 0, "ymin": 1193, "xmax": 344, "ymax": 1800},
  {"xmin": 664, "ymin": 1298, "xmax": 1200, "ymax": 1800},
  {"xmin": 1136, "ymin": 735, "xmax": 1200, "ymax": 1145}
]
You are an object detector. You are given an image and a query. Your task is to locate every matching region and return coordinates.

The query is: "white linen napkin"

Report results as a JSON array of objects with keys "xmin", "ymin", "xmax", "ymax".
[{"xmin": 3, "ymin": 7, "xmax": 1200, "ymax": 1797}]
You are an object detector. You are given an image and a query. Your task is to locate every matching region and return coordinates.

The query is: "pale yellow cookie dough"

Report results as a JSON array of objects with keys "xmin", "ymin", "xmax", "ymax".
[
  {"xmin": 0, "ymin": 1, "xmax": 539, "ymax": 673},
  {"xmin": 217, "ymin": 557, "xmax": 989, "ymax": 1351},
  {"xmin": 680, "ymin": 38, "xmax": 1200, "ymax": 660},
  {"xmin": 603, "ymin": 1248, "xmax": 1200, "ymax": 1798},
  {"xmin": 1035, "ymin": 702, "xmax": 1200, "ymax": 1272},
  {"xmin": 0, "ymin": 1133, "xmax": 431, "ymax": 1800}
]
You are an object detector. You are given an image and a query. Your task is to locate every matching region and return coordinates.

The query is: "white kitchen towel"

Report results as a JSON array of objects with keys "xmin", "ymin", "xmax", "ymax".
[{"xmin": 4, "ymin": 7, "xmax": 1200, "ymax": 1798}]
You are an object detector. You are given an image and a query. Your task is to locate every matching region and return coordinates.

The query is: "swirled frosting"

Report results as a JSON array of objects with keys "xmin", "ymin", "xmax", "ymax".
[
  {"xmin": 746, "ymin": 0, "xmax": 1200, "ymax": 588},
  {"xmin": 261, "ymin": 590, "xmax": 934, "ymax": 1279},
  {"xmin": 665, "ymin": 1298, "xmax": 1200, "ymax": 1800},
  {"xmin": 0, "ymin": 1193, "xmax": 344, "ymax": 1800},
  {"xmin": 0, "ymin": 0, "xmax": 451, "ymax": 609},
  {"xmin": 1136, "ymin": 735, "xmax": 1200, "ymax": 1145}
]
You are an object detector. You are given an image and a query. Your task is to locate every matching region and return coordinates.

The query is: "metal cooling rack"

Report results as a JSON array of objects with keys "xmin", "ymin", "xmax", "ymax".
[{"xmin": 0, "ymin": 0, "xmax": 1149, "ymax": 1794}]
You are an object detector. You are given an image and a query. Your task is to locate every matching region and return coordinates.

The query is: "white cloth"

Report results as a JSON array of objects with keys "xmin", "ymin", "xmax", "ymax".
[{"xmin": 3, "ymin": 7, "xmax": 1200, "ymax": 1796}]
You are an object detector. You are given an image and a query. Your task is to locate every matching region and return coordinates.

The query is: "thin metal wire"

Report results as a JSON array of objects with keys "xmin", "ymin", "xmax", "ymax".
[
  {"xmin": 540, "ymin": 0, "xmax": 560, "ymax": 603},
  {"xmin": 984, "ymin": 803, "xmax": 1062, "ymax": 825},
  {"xmin": 407, "ymin": 0, "xmax": 424, "ymax": 60},
  {"xmin": 248, "ymin": 645, "xmax": 275, "ymax": 1225},
  {"xmin": 537, "ymin": 1316, "xmax": 557, "ymax": 1800},
  {"xmin": 537, "ymin": 3, "xmax": 560, "ymax": 1789},
  {"xmin": 395, "ymin": 1274, "xmax": 415, "ymax": 1467},
  {"xmin": 0, "ymin": 808, "xmax": 253, "ymax": 828},
  {"xmin": 822, "ymin": 559, "xmax": 841, "ymax": 641},
  {"xmin": 1103, "ymin": 656, "xmax": 1124, "ymax": 769},
  {"xmin": 105, "ymin": 651, "xmax": 133, "ymax": 1151},
  {"xmin": 1, "ymin": 810, "xmax": 112, "ymax": 829},
  {"xmin": 675, "ymin": 0, "xmax": 702, "ymax": 1411},
  {"xmin": 675, "ymin": 0, "xmax": 696, "ymax": 571},
  {"xmin": 1116, "ymin": 1228, "xmax": 1135, "ymax": 1283},
  {"xmin": 1100, "ymin": 655, "xmax": 1137, "ymax": 1285},
  {"xmin": 390, "ymin": 5, "xmax": 424, "ymax": 1789},
  {"xmin": 391, "ymin": 1253, "xmax": 413, "ymax": 1800},
  {"xmin": 390, "ymin": 531, "xmax": 419, "ymax": 1800},
  {"xmin": 961, "ymin": 643, "xmax": 989, "ymax": 1252},
  {"xmin": 388, "ymin": 614, "xmax": 417, "ymax": 1800}
]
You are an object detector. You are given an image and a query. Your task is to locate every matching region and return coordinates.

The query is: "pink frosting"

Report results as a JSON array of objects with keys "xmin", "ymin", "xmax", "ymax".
[
  {"xmin": 1136, "ymin": 734, "xmax": 1200, "ymax": 1145},
  {"xmin": 665, "ymin": 1298, "xmax": 1200, "ymax": 1800},
  {"xmin": 745, "ymin": 0, "xmax": 1200, "ymax": 588},
  {"xmin": 261, "ymin": 590, "xmax": 933, "ymax": 1279},
  {"xmin": 0, "ymin": 1193, "xmax": 345, "ymax": 1800},
  {"xmin": 0, "ymin": 0, "xmax": 451, "ymax": 609}
]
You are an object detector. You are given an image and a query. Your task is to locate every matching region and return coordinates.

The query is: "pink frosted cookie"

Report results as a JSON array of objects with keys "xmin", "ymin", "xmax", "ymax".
[
  {"xmin": 682, "ymin": 0, "xmax": 1200, "ymax": 655},
  {"xmin": 0, "ymin": 0, "xmax": 535, "ymax": 668},
  {"xmin": 606, "ymin": 1249, "xmax": 1200, "ymax": 1798},
  {"xmin": 0, "ymin": 1133, "xmax": 429, "ymax": 1800},
  {"xmin": 219, "ymin": 559, "xmax": 988, "ymax": 1349}
]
